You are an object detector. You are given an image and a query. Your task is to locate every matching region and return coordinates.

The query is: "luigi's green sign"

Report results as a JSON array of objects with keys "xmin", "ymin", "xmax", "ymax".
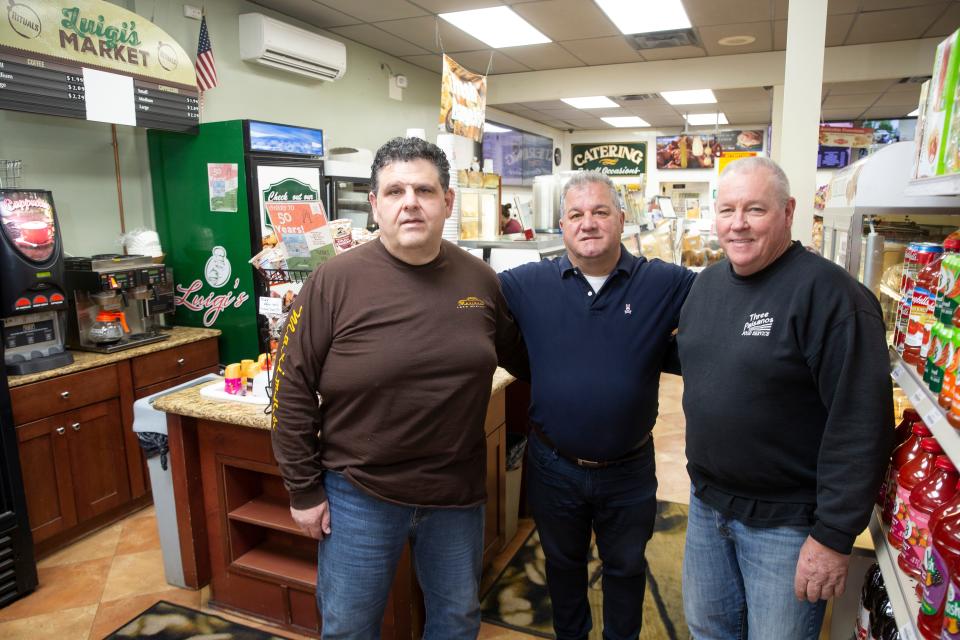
[{"xmin": 571, "ymin": 142, "xmax": 647, "ymax": 176}]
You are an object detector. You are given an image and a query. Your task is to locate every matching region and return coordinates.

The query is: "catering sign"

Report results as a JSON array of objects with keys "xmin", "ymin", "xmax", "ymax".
[
  {"xmin": 572, "ymin": 142, "xmax": 647, "ymax": 176},
  {"xmin": 819, "ymin": 126, "xmax": 874, "ymax": 149},
  {"xmin": 439, "ymin": 54, "xmax": 486, "ymax": 142},
  {"xmin": 0, "ymin": 0, "xmax": 196, "ymax": 88}
]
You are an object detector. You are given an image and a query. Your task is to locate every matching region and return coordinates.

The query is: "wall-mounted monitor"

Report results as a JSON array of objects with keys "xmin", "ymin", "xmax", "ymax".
[{"xmin": 482, "ymin": 124, "xmax": 553, "ymax": 186}]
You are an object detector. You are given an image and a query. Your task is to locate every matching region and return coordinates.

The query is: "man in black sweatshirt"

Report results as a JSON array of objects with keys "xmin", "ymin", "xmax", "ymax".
[{"xmin": 676, "ymin": 157, "xmax": 893, "ymax": 639}]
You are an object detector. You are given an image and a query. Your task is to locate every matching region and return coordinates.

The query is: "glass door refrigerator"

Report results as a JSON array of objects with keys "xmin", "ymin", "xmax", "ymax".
[
  {"xmin": 324, "ymin": 160, "xmax": 372, "ymax": 230},
  {"xmin": 148, "ymin": 120, "xmax": 326, "ymax": 364}
]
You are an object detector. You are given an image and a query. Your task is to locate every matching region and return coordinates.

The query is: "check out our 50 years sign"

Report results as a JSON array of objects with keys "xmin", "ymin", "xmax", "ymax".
[{"xmin": 571, "ymin": 142, "xmax": 647, "ymax": 176}]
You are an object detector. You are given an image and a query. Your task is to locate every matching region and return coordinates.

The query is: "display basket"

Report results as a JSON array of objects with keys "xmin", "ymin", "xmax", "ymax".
[{"xmin": 253, "ymin": 267, "xmax": 313, "ymax": 286}]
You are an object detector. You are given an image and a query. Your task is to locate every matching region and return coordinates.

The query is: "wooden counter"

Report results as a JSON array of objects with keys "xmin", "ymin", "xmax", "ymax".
[{"xmin": 154, "ymin": 369, "xmax": 515, "ymax": 639}]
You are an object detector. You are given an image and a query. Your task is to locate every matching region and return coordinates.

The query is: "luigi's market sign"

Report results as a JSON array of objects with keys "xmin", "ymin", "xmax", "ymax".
[
  {"xmin": 1, "ymin": 0, "xmax": 196, "ymax": 88},
  {"xmin": 571, "ymin": 143, "xmax": 647, "ymax": 176}
]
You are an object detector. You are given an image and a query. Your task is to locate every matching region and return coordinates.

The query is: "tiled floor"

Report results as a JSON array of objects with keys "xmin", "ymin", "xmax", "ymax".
[{"xmin": 0, "ymin": 375, "xmax": 689, "ymax": 640}]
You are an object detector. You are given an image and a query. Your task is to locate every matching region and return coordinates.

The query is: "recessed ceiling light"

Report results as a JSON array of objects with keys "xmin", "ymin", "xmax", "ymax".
[
  {"xmin": 661, "ymin": 89, "xmax": 717, "ymax": 105},
  {"xmin": 439, "ymin": 7, "xmax": 551, "ymax": 48},
  {"xmin": 594, "ymin": 0, "xmax": 691, "ymax": 35},
  {"xmin": 562, "ymin": 96, "xmax": 620, "ymax": 109},
  {"xmin": 906, "ymin": 108, "xmax": 920, "ymax": 117},
  {"xmin": 484, "ymin": 123, "xmax": 513, "ymax": 133},
  {"xmin": 718, "ymin": 35, "xmax": 757, "ymax": 46},
  {"xmin": 684, "ymin": 113, "xmax": 728, "ymax": 125},
  {"xmin": 602, "ymin": 116, "xmax": 651, "ymax": 128}
]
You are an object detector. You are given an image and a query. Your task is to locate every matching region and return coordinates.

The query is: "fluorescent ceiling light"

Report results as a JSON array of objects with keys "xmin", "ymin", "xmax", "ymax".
[
  {"xmin": 602, "ymin": 116, "xmax": 651, "ymax": 128},
  {"xmin": 684, "ymin": 113, "xmax": 729, "ymax": 125},
  {"xmin": 594, "ymin": 0, "xmax": 691, "ymax": 34},
  {"xmin": 562, "ymin": 96, "xmax": 619, "ymax": 109},
  {"xmin": 439, "ymin": 7, "xmax": 550, "ymax": 48},
  {"xmin": 661, "ymin": 89, "xmax": 717, "ymax": 105},
  {"xmin": 484, "ymin": 123, "xmax": 513, "ymax": 132},
  {"xmin": 907, "ymin": 108, "xmax": 920, "ymax": 117}
]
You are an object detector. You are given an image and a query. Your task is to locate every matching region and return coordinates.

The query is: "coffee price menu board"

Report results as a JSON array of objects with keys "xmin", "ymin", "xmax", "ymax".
[{"xmin": 0, "ymin": 50, "xmax": 198, "ymax": 132}]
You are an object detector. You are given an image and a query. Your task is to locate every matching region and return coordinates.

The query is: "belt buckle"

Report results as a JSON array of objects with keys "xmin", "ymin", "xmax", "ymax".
[{"xmin": 576, "ymin": 457, "xmax": 602, "ymax": 468}]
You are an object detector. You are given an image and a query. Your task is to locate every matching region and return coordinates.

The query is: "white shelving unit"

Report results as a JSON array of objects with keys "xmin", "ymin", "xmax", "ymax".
[
  {"xmin": 906, "ymin": 174, "xmax": 960, "ymax": 197},
  {"xmin": 869, "ymin": 508, "xmax": 922, "ymax": 640},
  {"xmin": 889, "ymin": 348, "xmax": 960, "ymax": 467}
]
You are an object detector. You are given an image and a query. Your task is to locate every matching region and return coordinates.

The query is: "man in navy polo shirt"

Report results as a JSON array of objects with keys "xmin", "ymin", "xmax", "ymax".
[{"xmin": 499, "ymin": 172, "xmax": 695, "ymax": 640}]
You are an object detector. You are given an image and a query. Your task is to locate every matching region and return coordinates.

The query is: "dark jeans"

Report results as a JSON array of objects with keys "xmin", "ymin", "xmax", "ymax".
[{"xmin": 526, "ymin": 432, "xmax": 658, "ymax": 640}]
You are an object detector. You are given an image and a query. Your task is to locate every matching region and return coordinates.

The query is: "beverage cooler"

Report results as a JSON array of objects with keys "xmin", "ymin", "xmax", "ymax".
[
  {"xmin": 324, "ymin": 159, "xmax": 372, "ymax": 231},
  {"xmin": 148, "ymin": 120, "xmax": 326, "ymax": 364}
]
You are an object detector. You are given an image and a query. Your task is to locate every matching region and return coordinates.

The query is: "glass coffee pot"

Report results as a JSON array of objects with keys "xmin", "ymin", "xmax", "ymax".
[{"xmin": 88, "ymin": 310, "xmax": 128, "ymax": 344}]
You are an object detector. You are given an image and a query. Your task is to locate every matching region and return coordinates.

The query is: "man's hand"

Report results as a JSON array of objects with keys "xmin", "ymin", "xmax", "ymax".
[
  {"xmin": 794, "ymin": 535, "xmax": 850, "ymax": 602},
  {"xmin": 290, "ymin": 501, "xmax": 331, "ymax": 539}
]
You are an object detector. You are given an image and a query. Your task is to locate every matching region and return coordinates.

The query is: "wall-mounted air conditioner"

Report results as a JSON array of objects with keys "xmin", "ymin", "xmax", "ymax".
[{"xmin": 239, "ymin": 13, "xmax": 346, "ymax": 81}]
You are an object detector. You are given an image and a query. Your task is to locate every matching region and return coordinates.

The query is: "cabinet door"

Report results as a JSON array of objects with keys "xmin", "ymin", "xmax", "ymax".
[
  {"xmin": 66, "ymin": 399, "xmax": 131, "ymax": 522},
  {"xmin": 16, "ymin": 416, "xmax": 78, "ymax": 543},
  {"xmin": 483, "ymin": 423, "xmax": 506, "ymax": 567}
]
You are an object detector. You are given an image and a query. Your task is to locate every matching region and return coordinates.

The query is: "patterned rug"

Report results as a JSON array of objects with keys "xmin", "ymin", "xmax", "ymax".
[
  {"xmin": 105, "ymin": 600, "xmax": 290, "ymax": 639},
  {"xmin": 480, "ymin": 501, "xmax": 690, "ymax": 640}
]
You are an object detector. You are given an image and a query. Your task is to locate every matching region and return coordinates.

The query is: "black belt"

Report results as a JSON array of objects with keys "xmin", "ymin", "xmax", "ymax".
[{"xmin": 530, "ymin": 422, "xmax": 651, "ymax": 469}]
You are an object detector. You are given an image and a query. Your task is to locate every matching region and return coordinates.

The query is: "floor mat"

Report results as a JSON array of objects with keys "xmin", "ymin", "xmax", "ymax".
[
  {"xmin": 104, "ymin": 600, "xmax": 291, "ymax": 639},
  {"xmin": 480, "ymin": 501, "xmax": 689, "ymax": 639}
]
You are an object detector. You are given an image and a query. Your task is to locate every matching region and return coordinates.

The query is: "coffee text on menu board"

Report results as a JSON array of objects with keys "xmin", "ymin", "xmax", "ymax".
[{"xmin": 59, "ymin": 7, "xmax": 150, "ymax": 67}]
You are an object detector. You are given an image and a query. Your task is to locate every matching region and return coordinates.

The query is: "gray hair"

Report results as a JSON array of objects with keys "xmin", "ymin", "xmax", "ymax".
[
  {"xmin": 370, "ymin": 137, "xmax": 451, "ymax": 194},
  {"xmin": 561, "ymin": 171, "xmax": 622, "ymax": 213},
  {"xmin": 719, "ymin": 156, "xmax": 791, "ymax": 205}
]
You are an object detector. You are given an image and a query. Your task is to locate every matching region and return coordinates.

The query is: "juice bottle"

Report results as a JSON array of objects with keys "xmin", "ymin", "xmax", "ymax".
[
  {"xmin": 890, "ymin": 436, "xmax": 942, "ymax": 547},
  {"xmin": 937, "ymin": 325, "xmax": 958, "ymax": 405},
  {"xmin": 908, "ymin": 256, "xmax": 943, "ymax": 371},
  {"xmin": 928, "ymin": 323, "xmax": 947, "ymax": 392},
  {"xmin": 901, "ymin": 455, "xmax": 959, "ymax": 578},
  {"xmin": 884, "ymin": 420, "xmax": 933, "ymax": 524},
  {"xmin": 880, "ymin": 409, "xmax": 921, "ymax": 508},
  {"xmin": 918, "ymin": 481, "xmax": 960, "ymax": 639},
  {"xmin": 857, "ymin": 563, "xmax": 881, "ymax": 640},
  {"xmin": 943, "ymin": 252, "xmax": 960, "ymax": 327}
]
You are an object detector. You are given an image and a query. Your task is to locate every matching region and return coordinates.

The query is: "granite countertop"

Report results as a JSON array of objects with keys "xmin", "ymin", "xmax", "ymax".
[
  {"xmin": 152, "ymin": 367, "xmax": 517, "ymax": 431},
  {"xmin": 8, "ymin": 326, "xmax": 222, "ymax": 388}
]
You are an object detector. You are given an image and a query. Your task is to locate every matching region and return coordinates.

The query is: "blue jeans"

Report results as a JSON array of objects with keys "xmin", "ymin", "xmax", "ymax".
[
  {"xmin": 316, "ymin": 472, "xmax": 484, "ymax": 640},
  {"xmin": 526, "ymin": 432, "xmax": 658, "ymax": 640},
  {"xmin": 682, "ymin": 491, "xmax": 827, "ymax": 640}
]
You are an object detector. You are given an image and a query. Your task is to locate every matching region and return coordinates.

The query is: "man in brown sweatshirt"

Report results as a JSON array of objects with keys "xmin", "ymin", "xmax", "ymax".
[{"xmin": 271, "ymin": 136, "xmax": 527, "ymax": 639}]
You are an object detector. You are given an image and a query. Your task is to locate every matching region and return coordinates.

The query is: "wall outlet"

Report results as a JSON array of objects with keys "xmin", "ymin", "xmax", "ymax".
[{"xmin": 183, "ymin": 5, "xmax": 202, "ymax": 20}]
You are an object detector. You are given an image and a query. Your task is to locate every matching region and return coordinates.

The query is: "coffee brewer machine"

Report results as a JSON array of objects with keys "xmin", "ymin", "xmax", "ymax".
[
  {"xmin": 0, "ymin": 189, "xmax": 75, "ymax": 375},
  {"xmin": 65, "ymin": 255, "xmax": 175, "ymax": 353}
]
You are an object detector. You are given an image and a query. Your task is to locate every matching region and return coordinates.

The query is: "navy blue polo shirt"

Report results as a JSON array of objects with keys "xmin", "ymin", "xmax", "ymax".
[{"xmin": 499, "ymin": 247, "xmax": 695, "ymax": 462}]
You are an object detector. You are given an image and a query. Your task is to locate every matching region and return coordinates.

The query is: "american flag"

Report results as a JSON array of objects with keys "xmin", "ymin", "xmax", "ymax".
[{"xmin": 195, "ymin": 14, "xmax": 218, "ymax": 92}]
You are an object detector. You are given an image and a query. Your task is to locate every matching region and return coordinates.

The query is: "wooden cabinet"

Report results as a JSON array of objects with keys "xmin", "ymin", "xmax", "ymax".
[
  {"xmin": 16, "ymin": 414, "xmax": 78, "ymax": 543},
  {"xmin": 483, "ymin": 392, "xmax": 507, "ymax": 567}
]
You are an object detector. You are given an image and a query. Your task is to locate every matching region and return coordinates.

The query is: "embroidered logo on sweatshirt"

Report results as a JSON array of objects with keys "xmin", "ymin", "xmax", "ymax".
[
  {"xmin": 457, "ymin": 296, "xmax": 486, "ymax": 309},
  {"xmin": 742, "ymin": 312, "xmax": 774, "ymax": 337}
]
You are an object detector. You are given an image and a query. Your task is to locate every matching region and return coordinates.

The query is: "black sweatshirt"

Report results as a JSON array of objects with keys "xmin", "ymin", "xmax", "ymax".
[{"xmin": 677, "ymin": 242, "xmax": 894, "ymax": 554}]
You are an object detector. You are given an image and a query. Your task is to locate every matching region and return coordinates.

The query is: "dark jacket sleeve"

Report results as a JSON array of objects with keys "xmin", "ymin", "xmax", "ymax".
[
  {"xmin": 493, "ymin": 281, "xmax": 530, "ymax": 382},
  {"xmin": 270, "ymin": 272, "xmax": 333, "ymax": 509},
  {"xmin": 661, "ymin": 265, "xmax": 697, "ymax": 376},
  {"xmin": 809, "ymin": 309, "xmax": 894, "ymax": 554}
]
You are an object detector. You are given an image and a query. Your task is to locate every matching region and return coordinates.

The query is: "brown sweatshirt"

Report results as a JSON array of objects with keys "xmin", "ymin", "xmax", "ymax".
[{"xmin": 271, "ymin": 239, "xmax": 527, "ymax": 509}]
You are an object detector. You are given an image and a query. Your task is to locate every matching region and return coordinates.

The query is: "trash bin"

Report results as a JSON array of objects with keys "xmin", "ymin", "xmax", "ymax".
[
  {"xmin": 504, "ymin": 433, "xmax": 527, "ymax": 544},
  {"xmin": 132, "ymin": 373, "xmax": 219, "ymax": 589}
]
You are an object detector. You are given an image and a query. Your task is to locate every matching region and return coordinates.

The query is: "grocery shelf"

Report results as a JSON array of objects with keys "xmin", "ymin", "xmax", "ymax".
[
  {"xmin": 889, "ymin": 347, "xmax": 960, "ymax": 463},
  {"xmin": 905, "ymin": 174, "xmax": 960, "ymax": 197},
  {"xmin": 869, "ymin": 508, "xmax": 922, "ymax": 640},
  {"xmin": 880, "ymin": 284, "xmax": 900, "ymax": 301}
]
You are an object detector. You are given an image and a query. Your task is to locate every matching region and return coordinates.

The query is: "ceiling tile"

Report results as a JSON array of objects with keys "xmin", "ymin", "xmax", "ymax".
[
  {"xmin": 564, "ymin": 116, "xmax": 606, "ymax": 126},
  {"xmin": 862, "ymin": 105, "xmax": 923, "ymax": 119},
  {"xmin": 821, "ymin": 107, "xmax": 866, "ymax": 120},
  {"xmin": 778, "ymin": 0, "xmax": 863, "ymax": 19},
  {"xmin": 699, "ymin": 21, "xmax": 773, "ymax": 56},
  {"xmin": 249, "ymin": 0, "xmax": 362, "ymax": 28},
  {"xmin": 451, "ymin": 50, "xmax": 531, "ymax": 74},
  {"xmin": 329, "ymin": 24, "xmax": 431, "ymax": 56},
  {"xmin": 724, "ymin": 113, "xmax": 772, "ymax": 125},
  {"xmin": 497, "ymin": 43, "xmax": 585, "ymax": 70},
  {"xmin": 822, "ymin": 93, "xmax": 879, "ymax": 109},
  {"xmin": 521, "ymin": 100, "xmax": 571, "ymax": 111},
  {"xmin": 541, "ymin": 119, "xmax": 574, "ymax": 129},
  {"xmin": 886, "ymin": 80, "xmax": 929, "ymax": 93},
  {"xmin": 925, "ymin": 3, "xmax": 960, "ymax": 38},
  {"xmin": 824, "ymin": 79, "xmax": 896, "ymax": 95},
  {"xmin": 644, "ymin": 114, "xmax": 685, "ymax": 127},
  {"xmin": 400, "ymin": 53, "xmax": 444, "ymax": 73},
  {"xmin": 511, "ymin": 0, "xmax": 619, "ymax": 41},
  {"xmin": 376, "ymin": 16, "xmax": 489, "ymax": 53},
  {"xmin": 558, "ymin": 36, "xmax": 642, "ymax": 66},
  {"xmin": 713, "ymin": 87, "xmax": 772, "ymax": 102},
  {"xmin": 773, "ymin": 13, "xmax": 855, "ymax": 49},
  {"xmin": 872, "ymin": 91, "xmax": 922, "ymax": 108},
  {"xmin": 638, "ymin": 45, "xmax": 707, "ymax": 61},
  {"xmin": 410, "ymin": 0, "xmax": 503, "ymax": 12},
  {"xmin": 845, "ymin": 6, "xmax": 945, "ymax": 45},
  {"xmin": 683, "ymin": 0, "xmax": 773, "ymax": 27},
  {"xmin": 773, "ymin": 20, "xmax": 785, "ymax": 49},
  {"xmin": 773, "ymin": 0, "xmax": 788, "ymax": 20},
  {"xmin": 316, "ymin": 0, "xmax": 427, "ymax": 22},
  {"xmin": 711, "ymin": 99, "xmax": 771, "ymax": 112},
  {"xmin": 859, "ymin": 0, "xmax": 950, "ymax": 10}
]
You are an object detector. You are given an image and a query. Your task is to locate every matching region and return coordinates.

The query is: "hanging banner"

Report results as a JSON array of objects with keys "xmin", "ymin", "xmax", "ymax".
[
  {"xmin": 717, "ymin": 151, "xmax": 758, "ymax": 173},
  {"xmin": 656, "ymin": 135, "xmax": 721, "ymax": 169},
  {"xmin": 716, "ymin": 129, "xmax": 764, "ymax": 152},
  {"xmin": 571, "ymin": 142, "xmax": 647, "ymax": 176},
  {"xmin": 819, "ymin": 126, "xmax": 874, "ymax": 149},
  {"xmin": 439, "ymin": 54, "xmax": 486, "ymax": 143}
]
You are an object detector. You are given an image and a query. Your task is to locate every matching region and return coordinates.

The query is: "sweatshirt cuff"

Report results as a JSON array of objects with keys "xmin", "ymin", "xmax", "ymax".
[
  {"xmin": 289, "ymin": 483, "xmax": 327, "ymax": 510},
  {"xmin": 811, "ymin": 521, "xmax": 854, "ymax": 555}
]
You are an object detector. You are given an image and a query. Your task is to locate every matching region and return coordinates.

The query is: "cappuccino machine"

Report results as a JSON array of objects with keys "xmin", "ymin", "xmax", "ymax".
[
  {"xmin": 0, "ymin": 190, "xmax": 74, "ymax": 375},
  {"xmin": 64, "ymin": 255, "xmax": 175, "ymax": 353}
]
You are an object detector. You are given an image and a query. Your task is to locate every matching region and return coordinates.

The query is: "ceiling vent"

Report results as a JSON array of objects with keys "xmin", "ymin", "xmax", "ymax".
[
  {"xmin": 626, "ymin": 29, "xmax": 700, "ymax": 51},
  {"xmin": 618, "ymin": 94, "xmax": 659, "ymax": 101},
  {"xmin": 898, "ymin": 76, "xmax": 932, "ymax": 84}
]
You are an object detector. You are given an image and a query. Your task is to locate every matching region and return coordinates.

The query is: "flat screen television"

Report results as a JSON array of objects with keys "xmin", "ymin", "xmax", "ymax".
[
  {"xmin": 817, "ymin": 146, "xmax": 850, "ymax": 169},
  {"xmin": 482, "ymin": 124, "xmax": 553, "ymax": 186}
]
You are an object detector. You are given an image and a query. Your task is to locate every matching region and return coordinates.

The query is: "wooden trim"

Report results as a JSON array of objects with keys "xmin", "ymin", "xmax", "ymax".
[
  {"xmin": 117, "ymin": 360, "xmax": 147, "ymax": 498},
  {"xmin": 167, "ymin": 413, "xmax": 210, "ymax": 588},
  {"xmin": 34, "ymin": 495, "xmax": 151, "ymax": 558}
]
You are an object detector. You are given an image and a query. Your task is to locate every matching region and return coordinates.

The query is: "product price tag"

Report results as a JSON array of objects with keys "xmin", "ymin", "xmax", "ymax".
[
  {"xmin": 924, "ymin": 407, "xmax": 942, "ymax": 427},
  {"xmin": 891, "ymin": 364, "xmax": 905, "ymax": 383},
  {"xmin": 910, "ymin": 388, "xmax": 927, "ymax": 406},
  {"xmin": 258, "ymin": 296, "xmax": 283, "ymax": 316}
]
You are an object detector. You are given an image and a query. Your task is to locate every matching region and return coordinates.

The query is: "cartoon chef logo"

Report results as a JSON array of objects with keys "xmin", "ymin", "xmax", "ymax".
[{"xmin": 204, "ymin": 246, "xmax": 231, "ymax": 288}]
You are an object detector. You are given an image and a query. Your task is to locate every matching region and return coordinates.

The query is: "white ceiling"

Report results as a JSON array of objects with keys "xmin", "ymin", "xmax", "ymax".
[{"xmin": 250, "ymin": 0, "xmax": 955, "ymax": 129}]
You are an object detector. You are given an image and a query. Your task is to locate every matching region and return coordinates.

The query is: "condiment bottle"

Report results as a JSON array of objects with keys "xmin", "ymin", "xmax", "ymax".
[
  {"xmin": 918, "ymin": 480, "xmax": 960, "ymax": 639},
  {"xmin": 890, "ymin": 436, "xmax": 942, "ymax": 547},
  {"xmin": 884, "ymin": 420, "xmax": 933, "ymax": 524},
  {"xmin": 901, "ymin": 455, "xmax": 959, "ymax": 578}
]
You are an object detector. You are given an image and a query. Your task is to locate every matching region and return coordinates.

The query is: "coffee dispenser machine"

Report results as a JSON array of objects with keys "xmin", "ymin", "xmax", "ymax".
[
  {"xmin": 0, "ymin": 189, "xmax": 75, "ymax": 375},
  {"xmin": 64, "ymin": 255, "xmax": 174, "ymax": 353}
]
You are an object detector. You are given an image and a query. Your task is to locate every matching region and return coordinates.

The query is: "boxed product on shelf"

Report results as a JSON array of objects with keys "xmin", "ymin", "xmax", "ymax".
[
  {"xmin": 946, "ymin": 73, "xmax": 960, "ymax": 175},
  {"xmin": 917, "ymin": 30, "xmax": 960, "ymax": 178}
]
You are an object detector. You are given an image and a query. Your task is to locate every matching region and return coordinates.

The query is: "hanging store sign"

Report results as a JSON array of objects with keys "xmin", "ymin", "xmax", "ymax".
[
  {"xmin": 0, "ymin": 0, "xmax": 199, "ymax": 132},
  {"xmin": 717, "ymin": 151, "xmax": 758, "ymax": 173},
  {"xmin": 819, "ymin": 126, "xmax": 874, "ymax": 149},
  {"xmin": 571, "ymin": 142, "xmax": 647, "ymax": 176},
  {"xmin": 439, "ymin": 54, "xmax": 486, "ymax": 143}
]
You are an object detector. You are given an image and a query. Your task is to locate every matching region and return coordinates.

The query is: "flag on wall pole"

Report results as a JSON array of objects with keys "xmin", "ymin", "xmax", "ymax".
[{"xmin": 195, "ymin": 11, "xmax": 218, "ymax": 93}]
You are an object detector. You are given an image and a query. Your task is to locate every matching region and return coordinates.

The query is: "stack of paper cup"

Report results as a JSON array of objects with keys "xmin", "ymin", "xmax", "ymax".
[
  {"xmin": 443, "ymin": 168, "xmax": 460, "ymax": 243},
  {"xmin": 406, "ymin": 128, "xmax": 426, "ymax": 140}
]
